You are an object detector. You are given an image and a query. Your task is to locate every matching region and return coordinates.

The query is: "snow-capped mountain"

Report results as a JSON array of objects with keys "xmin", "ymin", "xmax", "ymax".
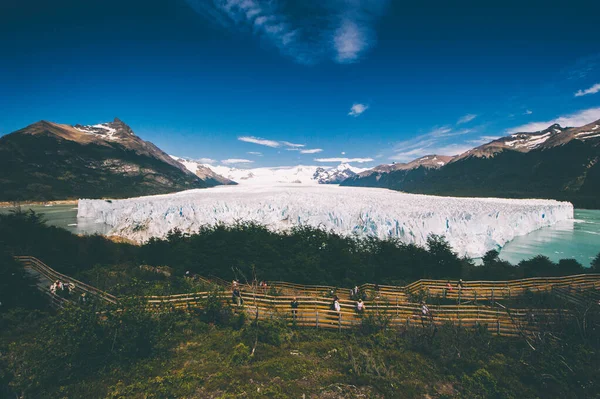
[
  {"xmin": 342, "ymin": 119, "xmax": 600, "ymax": 208},
  {"xmin": 0, "ymin": 118, "xmax": 218, "ymax": 201},
  {"xmin": 312, "ymin": 163, "xmax": 365, "ymax": 184},
  {"xmin": 168, "ymin": 159, "xmax": 368, "ymax": 185},
  {"xmin": 169, "ymin": 156, "xmax": 236, "ymax": 186}
]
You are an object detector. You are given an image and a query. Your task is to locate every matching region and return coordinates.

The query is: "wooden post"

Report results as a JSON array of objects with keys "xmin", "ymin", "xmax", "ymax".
[
  {"xmin": 338, "ymin": 312, "xmax": 342, "ymax": 332},
  {"xmin": 396, "ymin": 296, "xmax": 398, "ymax": 316},
  {"xmin": 491, "ymin": 288, "xmax": 494, "ymax": 303},
  {"xmin": 316, "ymin": 310, "xmax": 319, "ymax": 329}
]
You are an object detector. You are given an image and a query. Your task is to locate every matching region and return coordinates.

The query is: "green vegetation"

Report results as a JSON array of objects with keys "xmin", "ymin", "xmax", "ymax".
[
  {"xmin": 1, "ymin": 211, "xmax": 597, "ymax": 292},
  {"xmin": 1, "ymin": 211, "xmax": 600, "ymax": 398}
]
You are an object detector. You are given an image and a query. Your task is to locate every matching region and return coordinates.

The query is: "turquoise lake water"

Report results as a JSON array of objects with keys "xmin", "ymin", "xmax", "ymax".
[{"xmin": 2, "ymin": 205, "xmax": 599, "ymax": 266}]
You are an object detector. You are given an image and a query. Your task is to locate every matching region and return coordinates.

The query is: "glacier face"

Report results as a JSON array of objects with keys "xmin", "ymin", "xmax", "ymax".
[{"xmin": 77, "ymin": 185, "xmax": 574, "ymax": 258}]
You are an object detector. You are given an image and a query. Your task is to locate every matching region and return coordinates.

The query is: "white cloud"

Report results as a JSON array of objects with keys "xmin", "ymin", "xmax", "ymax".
[
  {"xmin": 341, "ymin": 151, "xmax": 346, "ymax": 155},
  {"xmin": 280, "ymin": 141, "xmax": 304, "ymax": 148},
  {"xmin": 247, "ymin": 151, "xmax": 262, "ymax": 156},
  {"xmin": 197, "ymin": 157, "xmax": 217, "ymax": 164},
  {"xmin": 508, "ymin": 107, "xmax": 600, "ymax": 133},
  {"xmin": 334, "ymin": 20, "xmax": 367, "ymax": 63},
  {"xmin": 238, "ymin": 136, "xmax": 305, "ymax": 148},
  {"xmin": 348, "ymin": 103, "xmax": 368, "ymax": 117},
  {"xmin": 300, "ymin": 148, "xmax": 323, "ymax": 154},
  {"xmin": 457, "ymin": 114, "xmax": 477, "ymax": 124},
  {"xmin": 238, "ymin": 136, "xmax": 281, "ymax": 148},
  {"xmin": 524, "ymin": 110, "xmax": 533, "ymax": 115},
  {"xmin": 185, "ymin": 0, "xmax": 388, "ymax": 65},
  {"xmin": 315, "ymin": 157, "xmax": 373, "ymax": 163},
  {"xmin": 221, "ymin": 158, "xmax": 254, "ymax": 165},
  {"xmin": 574, "ymin": 83, "xmax": 600, "ymax": 97}
]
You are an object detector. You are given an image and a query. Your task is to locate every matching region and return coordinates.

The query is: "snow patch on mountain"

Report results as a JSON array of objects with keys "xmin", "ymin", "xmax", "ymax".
[
  {"xmin": 169, "ymin": 157, "xmax": 367, "ymax": 185},
  {"xmin": 78, "ymin": 185, "xmax": 574, "ymax": 258},
  {"xmin": 74, "ymin": 123, "xmax": 121, "ymax": 141}
]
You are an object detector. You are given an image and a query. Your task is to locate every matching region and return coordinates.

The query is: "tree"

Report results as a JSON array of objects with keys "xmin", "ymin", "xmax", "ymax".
[
  {"xmin": 0, "ymin": 250, "xmax": 44, "ymax": 313},
  {"xmin": 591, "ymin": 252, "xmax": 600, "ymax": 272}
]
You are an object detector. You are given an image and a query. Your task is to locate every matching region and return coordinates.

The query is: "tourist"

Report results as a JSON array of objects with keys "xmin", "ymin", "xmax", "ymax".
[
  {"xmin": 291, "ymin": 297, "xmax": 299, "ymax": 320},
  {"xmin": 446, "ymin": 280, "xmax": 453, "ymax": 291},
  {"xmin": 232, "ymin": 286, "xmax": 242, "ymax": 306},
  {"xmin": 79, "ymin": 292, "xmax": 87, "ymax": 304},
  {"xmin": 420, "ymin": 302, "xmax": 430, "ymax": 326},
  {"xmin": 458, "ymin": 279, "xmax": 464, "ymax": 289},
  {"xmin": 356, "ymin": 299, "xmax": 365, "ymax": 313},
  {"xmin": 333, "ymin": 298, "xmax": 341, "ymax": 314}
]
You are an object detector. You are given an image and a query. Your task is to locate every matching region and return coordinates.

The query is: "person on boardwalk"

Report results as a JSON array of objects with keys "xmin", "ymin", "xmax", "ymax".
[
  {"xmin": 356, "ymin": 298, "xmax": 365, "ymax": 313},
  {"xmin": 420, "ymin": 301, "xmax": 431, "ymax": 327},
  {"xmin": 232, "ymin": 286, "xmax": 242, "ymax": 307},
  {"xmin": 331, "ymin": 295, "xmax": 341, "ymax": 323},
  {"xmin": 458, "ymin": 279, "xmax": 464, "ymax": 290},
  {"xmin": 291, "ymin": 297, "xmax": 299, "ymax": 320}
]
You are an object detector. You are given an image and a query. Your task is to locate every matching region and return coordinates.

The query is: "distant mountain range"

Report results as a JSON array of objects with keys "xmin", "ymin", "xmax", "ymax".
[
  {"xmin": 0, "ymin": 118, "xmax": 231, "ymax": 201},
  {"xmin": 170, "ymin": 158, "xmax": 367, "ymax": 185},
  {"xmin": 3, "ymin": 117, "xmax": 599, "ymax": 207},
  {"xmin": 342, "ymin": 119, "xmax": 600, "ymax": 208}
]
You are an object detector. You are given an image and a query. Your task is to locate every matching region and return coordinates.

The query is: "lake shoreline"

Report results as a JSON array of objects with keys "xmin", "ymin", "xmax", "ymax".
[{"xmin": 0, "ymin": 200, "xmax": 79, "ymax": 208}]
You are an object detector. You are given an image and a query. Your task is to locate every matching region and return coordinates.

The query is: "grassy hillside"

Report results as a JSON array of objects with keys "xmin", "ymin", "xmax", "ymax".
[{"xmin": 1, "ymin": 212, "xmax": 600, "ymax": 398}]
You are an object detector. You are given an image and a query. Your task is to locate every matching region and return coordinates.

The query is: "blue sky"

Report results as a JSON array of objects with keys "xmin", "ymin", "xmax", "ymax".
[{"xmin": 1, "ymin": 0, "xmax": 599, "ymax": 167}]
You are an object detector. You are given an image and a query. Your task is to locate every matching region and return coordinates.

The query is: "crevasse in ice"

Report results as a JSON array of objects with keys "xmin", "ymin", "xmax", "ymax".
[{"xmin": 77, "ymin": 185, "xmax": 574, "ymax": 258}]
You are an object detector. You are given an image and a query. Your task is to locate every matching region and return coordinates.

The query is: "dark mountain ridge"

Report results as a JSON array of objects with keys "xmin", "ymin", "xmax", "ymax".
[
  {"xmin": 0, "ymin": 118, "xmax": 226, "ymax": 201},
  {"xmin": 342, "ymin": 119, "xmax": 600, "ymax": 208}
]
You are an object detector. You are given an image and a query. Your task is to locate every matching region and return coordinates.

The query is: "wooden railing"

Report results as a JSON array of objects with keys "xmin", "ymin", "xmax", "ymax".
[
  {"xmin": 17, "ymin": 256, "xmax": 596, "ymax": 338},
  {"xmin": 17, "ymin": 256, "xmax": 117, "ymax": 304}
]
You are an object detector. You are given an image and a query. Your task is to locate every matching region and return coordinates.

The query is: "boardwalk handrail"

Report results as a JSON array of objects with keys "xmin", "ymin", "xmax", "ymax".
[
  {"xmin": 17, "ymin": 256, "xmax": 117, "ymax": 304},
  {"xmin": 16, "ymin": 256, "xmax": 595, "ymax": 338}
]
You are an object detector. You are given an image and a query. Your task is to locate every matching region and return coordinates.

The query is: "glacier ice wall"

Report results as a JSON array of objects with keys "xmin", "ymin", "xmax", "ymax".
[{"xmin": 78, "ymin": 185, "xmax": 574, "ymax": 258}]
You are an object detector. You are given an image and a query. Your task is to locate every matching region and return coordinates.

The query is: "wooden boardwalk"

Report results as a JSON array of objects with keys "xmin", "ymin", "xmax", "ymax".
[{"xmin": 17, "ymin": 256, "xmax": 600, "ymax": 338}]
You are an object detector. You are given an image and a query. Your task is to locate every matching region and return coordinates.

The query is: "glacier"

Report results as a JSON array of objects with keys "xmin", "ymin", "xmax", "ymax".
[{"xmin": 77, "ymin": 185, "xmax": 574, "ymax": 258}]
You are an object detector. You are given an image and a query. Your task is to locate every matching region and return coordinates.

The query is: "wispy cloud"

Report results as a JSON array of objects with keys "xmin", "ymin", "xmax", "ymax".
[
  {"xmin": 467, "ymin": 136, "xmax": 500, "ymax": 146},
  {"xmin": 247, "ymin": 151, "xmax": 263, "ymax": 156},
  {"xmin": 508, "ymin": 107, "xmax": 600, "ymax": 132},
  {"xmin": 185, "ymin": 0, "xmax": 389, "ymax": 64},
  {"xmin": 574, "ymin": 83, "xmax": 600, "ymax": 97},
  {"xmin": 238, "ymin": 136, "xmax": 280, "ymax": 147},
  {"xmin": 457, "ymin": 114, "xmax": 477, "ymax": 124},
  {"xmin": 221, "ymin": 158, "xmax": 254, "ymax": 165},
  {"xmin": 389, "ymin": 126, "xmax": 479, "ymax": 162},
  {"xmin": 315, "ymin": 157, "xmax": 373, "ymax": 163},
  {"xmin": 348, "ymin": 103, "xmax": 368, "ymax": 117},
  {"xmin": 300, "ymin": 148, "xmax": 323, "ymax": 154},
  {"xmin": 280, "ymin": 141, "xmax": 304, "ymax": 148},
  {"xmin": 238, "ymin": 136, "xmax": 304, "ymax": 148},
  {"xmin": 524, "ymin": 110, "xmax": 533, "ymax": 115}
]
